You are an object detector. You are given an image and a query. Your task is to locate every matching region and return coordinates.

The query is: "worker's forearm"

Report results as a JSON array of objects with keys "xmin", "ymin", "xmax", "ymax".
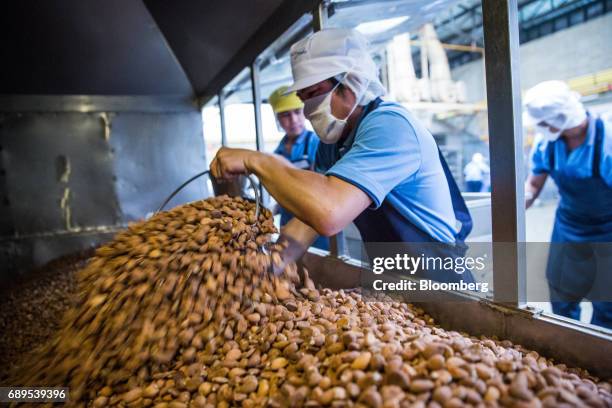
[
  {"xmin": 281, "ymin": 217, "xmax": 319, "ymax": 249},
  {"xmin": 246, "ymin": 152, "xmax": 334, "ymax": 232}
]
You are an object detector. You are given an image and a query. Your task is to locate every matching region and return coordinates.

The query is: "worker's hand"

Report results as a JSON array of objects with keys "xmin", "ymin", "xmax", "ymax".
[
  {"xmin": 271, "ymin": 233, "xmax": 308, "ymax": 276},
  {"xmin": 210, "ymin": 147, "xmax": 256, "ymax": 180}
]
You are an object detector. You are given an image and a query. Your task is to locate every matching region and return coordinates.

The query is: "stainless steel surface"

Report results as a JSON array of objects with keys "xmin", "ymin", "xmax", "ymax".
[
  {"xmin": 1, "ymin": 0, "xmax": 192, "ymax": 96},
  {"xmin": 109, "ymin": 111, "xmax": 208, "ymax": 220},
  {"xmin": 464, "ymin": 192, "xmax": 492, "ymax": 240},
  {"xmin": 0, "ymin": 112, "xmax": 121, "ymax": 235},
  {"xmin": 196, "ymin": 0, "xmax": 320, "ymax": 101},
  {"xmin": 0, "ymin": 95, "xmax": 198, "ymax": 113},
  {"xmin": 2, "ymin": 0, "xmax": 317, "ymax": 101},
  {"xmin": 0, "ymin": 96, "xmax": 207, "ymax": 280},
  {"xmin": 302, "ymin": 251, "xmax": 612, "ymax": 379},
  {"xmin": 482, "ymin": 0, "xmax": 527, "ymax": 305},
  {"xmin": 144, "ymin": 0, "xmax": 283, "ymax": 98}
]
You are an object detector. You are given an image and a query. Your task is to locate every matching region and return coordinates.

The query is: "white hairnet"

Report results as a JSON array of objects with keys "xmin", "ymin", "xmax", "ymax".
[
  {"xmin": 472, "ymin": 153, "xmax": 484, "ymax": 163},
  {"xmin": 285, "ymin": 28, "xmax": 386, "ymax": 103},
  {"xmin": 335, "ymin": 72, "xmax": 383, "ymax": 106},
  {"xmin": 523, "ymin": 80, "xmax": 586, "ymax": 130}
]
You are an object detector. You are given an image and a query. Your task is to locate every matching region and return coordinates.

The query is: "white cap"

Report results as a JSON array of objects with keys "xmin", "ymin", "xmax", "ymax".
[
  {"xmin": 285, "ymin": 28, "xmax": 386, "ymax": 102},
  {"xmin": 523, "ymin": 80, "xmax": 586, "ymax": 129}
]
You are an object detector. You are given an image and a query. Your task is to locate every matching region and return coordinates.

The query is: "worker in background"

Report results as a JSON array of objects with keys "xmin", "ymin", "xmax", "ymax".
[
  {"xmin": 524, "ymin": 80, "xmax": 612, "ymax": 329},
  {"xmin": 268, "ymin": 86, "xmax": 328, "ymax": 250},
  {"xmin": 463, "ymin": 152, "xmax": 490, "ymax": 192},
  {"xmin": 211, "ymin": 28, "xmax": 474, "ymax": 285}
]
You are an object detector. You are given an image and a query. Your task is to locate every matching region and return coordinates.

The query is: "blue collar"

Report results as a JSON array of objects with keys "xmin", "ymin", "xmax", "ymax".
[{"xmin": 276, "ymin": 129, "xmax": 309, "ymax": 155}]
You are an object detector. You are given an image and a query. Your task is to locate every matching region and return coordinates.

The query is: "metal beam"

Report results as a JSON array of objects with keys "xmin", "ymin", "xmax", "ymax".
[
  {"xmin": 250, "ymin": 60, "xmax": 268, "ymax": 205},
  {"xmin": 218, "ymin": 92, "xmax": 228, "ymax": 147},
  {"xmin": 250, "ymin": 62, "xmax": 264, "ymax": 152},
  {"xmin": 481, "ymin": 0, "xmax": 526, "ymax": 305},
  {"xmin": 312, "ymin": 0, "xmax": 328, "ymax": 32}
]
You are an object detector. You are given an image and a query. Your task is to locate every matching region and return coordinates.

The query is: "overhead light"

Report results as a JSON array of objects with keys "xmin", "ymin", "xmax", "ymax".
[{"xmin": 355, "ymin": 16, "xmax": 410, "ymax": 36}]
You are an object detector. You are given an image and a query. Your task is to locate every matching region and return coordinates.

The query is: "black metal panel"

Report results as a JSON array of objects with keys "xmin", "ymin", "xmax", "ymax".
[
  {"xmin": 0, "ymin": 95, "xmax": 198, "ymax": 114},
  {"xmin": 0, "ymin": 231, "xmax": 118, "ymax": 286},
  {"xmin": 144, "ymin": 0, "xmax": 285, "ymax": 97},
  {"xmin": 0, "ymin": 120, "xmax": 13, "ymax": 236},
  {"xmin": 0, "ymin": 0, "xmax": 192, "ymax": 95},
  {"xmin": 0, "ymin": 113, "xmax": 121, "ymax": 235},
  {"xmin": 109, "ymin": 112, "xmax": 209, "ymax": 220},
  {"xmin": 144, "ymin": 0, "xmax": 319, "ymax": 101}
]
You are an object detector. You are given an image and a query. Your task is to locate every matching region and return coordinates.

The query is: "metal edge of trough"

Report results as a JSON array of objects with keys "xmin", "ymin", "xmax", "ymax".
[
  {"xmin": 302, "ymin": 251, "xmax": 612, "ymax": 379},
  {"xmin": 0, "ymin": 95, "xmax": 199, "ymax": 113}
]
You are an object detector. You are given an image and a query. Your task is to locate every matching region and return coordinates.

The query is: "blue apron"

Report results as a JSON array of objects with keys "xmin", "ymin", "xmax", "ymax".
[
  {"xmin": 342, "ymin": 98, "xmax": 475, "ymax": 284},
  {"xmin": 546, "ymin": 117, "xmax": 612, "ymax": 301}
]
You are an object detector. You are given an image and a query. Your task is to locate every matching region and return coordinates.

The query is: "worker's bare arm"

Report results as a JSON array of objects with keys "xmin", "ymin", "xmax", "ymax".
[
  {"xmin": 525, "ymin": 173, "xmax": 548, "ymax": 209},
  {"xmin": 271, "ymin": 218, "xmax": 319, "ymax": 274},
  {"xmin": 211, "ymin": 147, "xmax": 372, "ymax": 236}
]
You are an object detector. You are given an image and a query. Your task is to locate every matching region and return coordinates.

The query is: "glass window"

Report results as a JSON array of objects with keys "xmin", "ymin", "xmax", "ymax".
[
  {"xmin": 221, "ymin": 67, "xmax": 257, "ymax": 151},
  {"xmin": 202, "ymin": 96, "xmax": 222, "ymax": 168},
  {"xmin": 554, "ymin": 15, "xmax": 568, "ymax": 31},
  {"xmin": 520, "ymin": 1, "xmax": 612, "ymax": 331},
  {"xmin": 586, "ymin": 2, "xmax": 604, "ymax": 19},
  {"xmin": 259, "ymin": 55, "xmax": 315, "ymax": 155},
  {"xmin": 539, "ymin": 21, "xmax": 553, "ymax": 35}
]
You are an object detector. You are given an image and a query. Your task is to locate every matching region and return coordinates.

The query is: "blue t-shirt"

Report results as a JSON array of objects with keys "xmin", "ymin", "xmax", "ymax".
[
  {"xmin": 273, "ymin": 129, "xmax": 319, "ymax": 165},
  {"xmin": 529, "ymin": 113, "xmax": 612, "ymax": 187},
  {"xmin": 315, "ymin": 100, "xmax": 459, "ymax": 242}
]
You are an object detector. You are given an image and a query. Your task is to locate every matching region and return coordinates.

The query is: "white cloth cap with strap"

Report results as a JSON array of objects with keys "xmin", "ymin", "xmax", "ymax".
[
  {"xmin": 284, "ymin": 28, "xmax": 386, "ymax": 104},
  {"xmin": 523, "ymin": 80, "xmax": 586, "ymax": 129}
]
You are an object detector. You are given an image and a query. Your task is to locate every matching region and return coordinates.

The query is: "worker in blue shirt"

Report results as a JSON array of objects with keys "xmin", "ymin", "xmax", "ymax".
[
  {"xmin": 524, "ymin": 80, "xmax": 612, "ymax": 329},
  {"xmin": 211, "ymin": 29, "xmax": 474, "ymax": 285},
  {"xmin": 268, "ymin": 86, "xmax": 328, "ymax": 250},
  {"xmin": 463, "ymin": 153, "xmax": 490, "ymax": 192}
]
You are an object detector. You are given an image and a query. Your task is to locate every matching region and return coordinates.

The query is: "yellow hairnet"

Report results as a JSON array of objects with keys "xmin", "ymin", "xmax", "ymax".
[{"xmin": 268, "ymin": 86, "xmax": 303, "ymax": 114}]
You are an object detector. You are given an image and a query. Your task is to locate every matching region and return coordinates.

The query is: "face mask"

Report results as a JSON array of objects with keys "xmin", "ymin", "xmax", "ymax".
[
  {"xmin": 303, "ymin": 77, "xmax": 365, "ymax": 144},
  {"xmin": 536, "ymin": 125, "xmax": 562, "ymax": 142},
  {"xmin": 536, "ymin": 113, "xmax": 568, "ymax": 142}
]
